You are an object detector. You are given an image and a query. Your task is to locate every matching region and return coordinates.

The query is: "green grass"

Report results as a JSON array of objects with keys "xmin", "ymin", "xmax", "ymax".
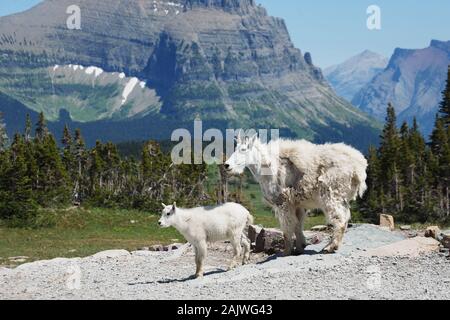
[
  {"xmin": 0, "ymin": 207, "xmax": 182, "ymax": 267},
  {"xmin": 0, "ymin": 203, "xmax": 326, "ymax": 267}
]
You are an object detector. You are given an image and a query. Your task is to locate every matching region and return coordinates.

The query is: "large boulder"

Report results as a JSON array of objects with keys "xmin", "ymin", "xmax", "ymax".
[
  {"xmin": 363, "ymin": 237, "xmax": 440, "ymax": 258},
  {"xmin": 255, "ymin": 228, "xmax": 284, "ymax": 254},
  {"xmin": 380, "ymin": 214, "xmax": 395, "ymax": 231},
  {"xmin": 441, "ymin": 232, "xmax": 450, "ymax": 249},
  {"xmin": 248, "ymin": 225, "xmax": 263, "ymax": 244}
]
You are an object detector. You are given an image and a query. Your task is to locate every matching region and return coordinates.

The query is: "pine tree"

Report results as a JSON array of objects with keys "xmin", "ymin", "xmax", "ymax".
[
  {"xmin": 0, "ymin": 112, "xmax": 8, "ymax": 152},
  {"xmin": 0, "ymin": 133, "xmax": 37, "ymax": 221},
  {"xmin": 430, "ymin": 116, "xmax": 448, "ymax": 157},
  {"xmin": 378, "ymin": 103, "xmax": 402, "ymax": 211},
  {"xmin": 24, "ymin": 114, "xmax": 32, "ymax": 143},
  {"xmin": 35, "ymin": 112, "xmax": 48, "ymax": 142},
  {"xmin": 73, "ymin": 129, "xmax": 87, "ymax": 201},
  {"xmin": 34, "ymin": 132, "xmax": 70, "ymax": 206},
  {"xmin": 439, "ymin": 65, "xmax": 450, "ymax": 127}
]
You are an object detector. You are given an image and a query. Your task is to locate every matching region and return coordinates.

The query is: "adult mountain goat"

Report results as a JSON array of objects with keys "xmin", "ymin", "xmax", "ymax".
[
  {"xmin": 158, "ymin": 202, "xmax": 253, "ymax": 278},
  {"xmin": 225, "ymin": 136, "xmax": 367, "ymax": 255}
]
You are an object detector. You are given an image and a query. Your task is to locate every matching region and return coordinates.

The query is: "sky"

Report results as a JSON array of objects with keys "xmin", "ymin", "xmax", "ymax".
[{"xmin": 1, "ymin": 0, "xmax": 450, "ymax": 68}]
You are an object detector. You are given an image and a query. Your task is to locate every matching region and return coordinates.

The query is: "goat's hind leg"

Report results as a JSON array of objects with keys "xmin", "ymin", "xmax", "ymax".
[
  {"xmin": 228, "ymin": 235, "xmax": 242, "ymax": 271},
  {"xmin": 322, "ymin": 203, "xmax": 350, "ymax": 254},
  {"xmin": 241, "ymin": 235, "xmax": 251, "ymax": 265}
]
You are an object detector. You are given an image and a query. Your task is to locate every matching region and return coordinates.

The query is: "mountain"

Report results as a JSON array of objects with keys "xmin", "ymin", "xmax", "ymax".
[
  {"xmin": 0, "ymin": 0, "xmax": 380, "ymax": 149},
  {"xmin": 353, "ymin": 40, "xmax": 450, "ymax": 135},
  {"xmin": 324, "ymin": 50, "xmax": 388, "ymax": 102}
]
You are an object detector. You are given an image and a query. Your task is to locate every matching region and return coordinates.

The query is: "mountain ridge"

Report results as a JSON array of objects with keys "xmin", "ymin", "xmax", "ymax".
[
  {"xmin": 0, "ymin": 0, "xmax": 380, "ymax": 150},
  {"xmin": 353, "ymin": 40, "xmax": 450, "ymax": 135},
  {"xmin": 324, "ymin": 50, "xmax": 388, "ymax": 102}
]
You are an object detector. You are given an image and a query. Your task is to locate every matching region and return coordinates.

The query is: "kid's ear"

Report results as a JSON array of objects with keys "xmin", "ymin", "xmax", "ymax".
[
  {"xmin": 172, "ymin": 202, "xmax": 177, "ymax": 209},
  {"xmin": 161, "ymin": 203, "xmax": 167, "ymax": 208}
]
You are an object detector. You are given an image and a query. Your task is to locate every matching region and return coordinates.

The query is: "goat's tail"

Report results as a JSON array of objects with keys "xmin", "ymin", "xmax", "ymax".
[
  {"xmin": 352, "ymin": 166, "xmax": 368, "ymax": 200},
  {"xmin": 242, "ymin": 211, "xmax": 254, "ymax": 243},
  {"xmin": 246, "ymin": 211, "xmax": 255, "ymax": 228}
]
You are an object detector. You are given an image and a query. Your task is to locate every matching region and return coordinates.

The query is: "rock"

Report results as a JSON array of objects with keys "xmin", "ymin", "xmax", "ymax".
[
  {"xmin": 425, "ymin": 226, "xmax": 441, "ymax": 239},
  {"xmin": 311, "ymin": 225, "xmax": 328, "ymax": 232},
  {"xmin": 8, "ymin": 256, "xmax": 29, "ymax": 263},
  {"xmin": 8, "ymin": 256, "xmax": 29, "ymax": 261},
  {"xmin": 150, "ymin": 245, "xmax": 165, "ymax": 252},
  {"xmin": 380, "ymin": 214, "xmax": 395, "ymax": 231},
  {"xmin": 167, "ymin": 243, "xmax": 184, "ymax": 251},
  {"xmin": 363, "ymin": 237, "xmax": 440, "ymax": 258},
  {"xmin": 137, "ymin": 247, "xmax": 150, "ymax": 251},
  {"xmin": 441, "ymin": 232, "xmax": 450, "ymax": 249},
  {"xmin": 309, "ymin": 234, "xmax": 323, "ymax": 245},
  {"xmin": 400, "ymin": 225, "xmax": 411, "ymax": 231},
  {"xmin": 255, "ymin": 228, "xmax": 284, "ymax": 254},
  {"xmin": 406, "ymin": 231, "xmax": 418, "ymax": 238},
  {"xmin": 248, "ymin": 225, "xmax": 263, "ymax": 243},
  {"xmin": 92, "ymin": 250, "xmax": 130, "ymax": 259}
]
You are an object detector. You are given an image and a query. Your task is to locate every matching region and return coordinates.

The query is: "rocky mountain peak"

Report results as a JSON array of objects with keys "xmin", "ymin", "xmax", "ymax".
[
  {"xmin": 0, "ymin": 0, "xmax": 380, "ymax": 150},
  {"xmin": 185, "ymin": 0, "xmax": 256, "ymax": 13}
]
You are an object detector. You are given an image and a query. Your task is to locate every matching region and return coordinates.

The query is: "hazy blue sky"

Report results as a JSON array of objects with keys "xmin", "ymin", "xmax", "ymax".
[{"xmin": 1, "ymin": 0, "xmax": 450, "ymax": 67}]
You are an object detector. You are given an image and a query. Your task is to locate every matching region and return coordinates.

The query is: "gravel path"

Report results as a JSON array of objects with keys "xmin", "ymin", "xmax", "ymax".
[{"xmin": 1, "ymin": 225, "xmax": 449, "ymax": 300}]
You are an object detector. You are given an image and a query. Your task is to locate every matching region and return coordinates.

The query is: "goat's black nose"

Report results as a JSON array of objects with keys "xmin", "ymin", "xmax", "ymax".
[{"xmin": 224, "ymin": 164, "xmax": 230, "ymax": 169}]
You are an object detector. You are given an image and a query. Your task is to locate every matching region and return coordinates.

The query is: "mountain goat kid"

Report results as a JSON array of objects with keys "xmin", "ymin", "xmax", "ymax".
[{"xmin": 158, "ymin": 202, "xmax": 254, "ymax": 278}]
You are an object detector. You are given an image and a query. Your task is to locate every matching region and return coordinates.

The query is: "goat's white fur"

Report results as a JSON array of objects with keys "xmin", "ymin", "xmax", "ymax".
[
  {"xmin": 159, "ymin": 202, "xmax": 254, "ymax": 278},
  {"xmin": 225, "ymin": 137, "xmax": 367, "ymax": 255}
]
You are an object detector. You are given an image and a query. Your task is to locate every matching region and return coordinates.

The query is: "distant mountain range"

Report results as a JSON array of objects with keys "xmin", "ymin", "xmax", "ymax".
[
  {"xmin": 0, "ymin": 0, "xmax": 380, "ymax": 149},
  {"xmin": 324, "ymin": 50, "xmax": 388, "ymax": 102},
  {"xmin": 353, "ymin": 40, "xmax": 450, "ymax": 136}
]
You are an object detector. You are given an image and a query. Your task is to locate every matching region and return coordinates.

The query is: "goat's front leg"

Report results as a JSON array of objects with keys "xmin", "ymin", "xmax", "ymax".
[
  {"xmin": 275, "ymin": 207, "xmax": 297, "ymax": 257},
  {"xmin": 194, "ymin": 241, "xmax": 207, "ymax": 278},
  {"xmin": 294, "ymin": 208, "xmax": 307, "ymax": 255}
]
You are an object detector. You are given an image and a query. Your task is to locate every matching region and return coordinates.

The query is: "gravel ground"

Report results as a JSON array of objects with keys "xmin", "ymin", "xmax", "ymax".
[{"xmin": 1, "ymin": 225, "xmax": 449, "ymax": 300}]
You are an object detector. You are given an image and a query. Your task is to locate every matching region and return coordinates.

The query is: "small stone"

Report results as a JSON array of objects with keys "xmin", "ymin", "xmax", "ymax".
[
  {"xmin": 406, "ymin": 231, "xmax": 418, "ymax": 238},
  {"xmin": 400, "ymin": 225, "xmax": 411, "ymax": 231},
  {"xmin": 8, "ymin": 256, "xmax": 29, "ymax": 263},
  {"xmin": 309, "ymin": 234, "xmax": 323, "ymax": 245},
  {"xmin": 379, "ymin": 214, "xmax": 395, "ymax": 231},
  {"xmin": 167, "ymin": 243, "xmax": 184, "ymax": 251},
  {"xmin": 425, "ymin": 226, "xmax": 441, "ymax": 240},
  {"xmin": 311, "ymin": 225, "xmax": 328, "ymax": 232},
  {"xmin": 150, "ymin": 245, "xmax": 165, "ymax": 252},
  {"xmin": 137, "ymin": 247, "xmax": 150, "ymax": 251}
]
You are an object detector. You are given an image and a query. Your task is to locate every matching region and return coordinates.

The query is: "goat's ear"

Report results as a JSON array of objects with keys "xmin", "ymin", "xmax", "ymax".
[
  {"xmin": 172, "ymin": 202, "xmax": 177, "ymax": 209},
  {"xmin": 161, "ymin": 203, "xmax": 167, "ymax": 208},
  {"xmin": 249, "ymin": 133, "xmax": 258, "ymax": 148},
  {"xmin": 236, "ymin": 129, "xmax": 244, "ymax": 144}
]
